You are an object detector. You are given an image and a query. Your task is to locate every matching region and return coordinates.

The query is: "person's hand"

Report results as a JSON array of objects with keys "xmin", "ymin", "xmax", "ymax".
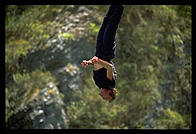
[
  {"xmin": 81, "ymin": 60, "xmax": 92, "ymax": 68},
  {"xmin": 81, "ymin": 60, "xmax": 89, "ymax": 68},
  {"xmin": 91, "ymin": 56, "xmax": 99, "ymax": 64}
]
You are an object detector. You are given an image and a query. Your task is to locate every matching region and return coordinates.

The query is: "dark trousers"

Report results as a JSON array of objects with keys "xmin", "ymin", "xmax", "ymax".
[{"xmin": 95, "ymin": 5, "xmax": 124, "ymax": 62}]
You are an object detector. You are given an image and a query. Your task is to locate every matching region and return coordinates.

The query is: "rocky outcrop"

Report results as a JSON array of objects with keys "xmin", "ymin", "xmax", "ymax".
[
  {"xmin": 7, "ymin": 5, "xmax": 97, "ymax": 129},
  {"xmin": 7, "ymin": 82, "xmax": 68, "ymax": 129}
]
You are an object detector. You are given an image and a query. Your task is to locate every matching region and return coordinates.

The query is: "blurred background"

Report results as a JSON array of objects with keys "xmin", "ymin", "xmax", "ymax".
[{"xmin": 5, "ymin": 5, "xmax": 192, "ymax": 129}]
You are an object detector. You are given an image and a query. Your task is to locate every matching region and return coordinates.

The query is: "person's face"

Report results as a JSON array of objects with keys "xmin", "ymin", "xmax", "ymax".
[{"xmin": 99, "ymin": 88, "xmax": 113, "ymax": 101}]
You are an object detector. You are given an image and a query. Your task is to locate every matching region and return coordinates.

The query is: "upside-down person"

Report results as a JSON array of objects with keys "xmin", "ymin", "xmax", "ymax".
[{"xmin": 81, "ymin": 5, "xmax": 124, "ymax": 101}]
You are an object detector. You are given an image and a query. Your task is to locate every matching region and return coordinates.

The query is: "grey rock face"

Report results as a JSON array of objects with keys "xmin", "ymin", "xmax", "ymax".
[
  {"xmin": 7, "ymin": 82, "xmax": 68, "ymax": 129},
  {"xmin": 7, "ymin": 5, "xmax": 96, "ymax": 129}
]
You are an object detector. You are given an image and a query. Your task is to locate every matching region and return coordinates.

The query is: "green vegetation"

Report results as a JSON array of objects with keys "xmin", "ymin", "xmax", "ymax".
[
  {"xmin": 6, "ymin": 5, "xmax": 61, "ymax": 78},
  {"xmin": 156, "ymin": 108, "xmax": 186, "ymax": 129},
  {"xmin": 5, "ymin": 5, "xmax": 61, "ymax": 124},
  {"xmin": 89, "ymin": 23, "xmax": 100, "ymax": 36},
  {"xmin": 67, "ymin": 74, "xmax": 128, "ymax": 129},
  {"xmin": 115, "ymin": 5, "xmax": 191, "ymax": 128},
  {"xmin": 6, "ymin": 5, "xmax": 191, "ymax": 129},
  {"xmin": 6, "ymin": 68, "xmax": 57, "ymax": 123},
  {"xmin": 60, "ymin": 33, "xmax": 75, "ymax": 40}
]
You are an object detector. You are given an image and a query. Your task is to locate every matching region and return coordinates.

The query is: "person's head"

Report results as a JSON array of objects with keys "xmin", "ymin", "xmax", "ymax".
[{"xmin": 99, "ymin": 88, "xmax": 118, "ymax": 101}]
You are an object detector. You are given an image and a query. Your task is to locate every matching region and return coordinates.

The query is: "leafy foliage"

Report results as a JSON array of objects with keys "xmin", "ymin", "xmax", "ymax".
[
  {"xmin": 60, "ymin": 33, "xmax": 75, "ymax": 40},
  {"xmin": 6, "ymin": 5, "xmax": 61, "ymax": 81},
  {"xmin": 156, "ymin": 108, "xmax": 186, "ymax": 129},
  {"xmin": 6, "ymin": 68, "xmax": 57, "ymax": 123},
  {"xmin": 115, "ymin": 5, "xmax": 191, "ymax": 128},
  {"xmin": 67, "ymin": 74, "xmax": 128, "ymax": 129}
]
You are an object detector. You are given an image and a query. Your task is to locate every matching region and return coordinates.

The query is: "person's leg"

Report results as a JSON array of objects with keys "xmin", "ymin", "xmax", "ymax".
[
  {"xmin": 95, "ymin": 5, "xmax": 118, "ymax": 58},
  {"xmin": 101, "ymin": 5, "xmax": 124, "ymax": 61},
  {"xmin": 96, "ymin": 5, "xmax": 117, "ymax": 42}
]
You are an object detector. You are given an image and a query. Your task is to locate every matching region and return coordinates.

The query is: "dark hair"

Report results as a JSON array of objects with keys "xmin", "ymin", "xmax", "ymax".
[{"xmin": 108, "ymin": 88, "xmax": 118, "ymax": 102}]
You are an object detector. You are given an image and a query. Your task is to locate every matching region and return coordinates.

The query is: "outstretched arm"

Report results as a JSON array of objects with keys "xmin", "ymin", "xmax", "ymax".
[
  {"xmin": 81, "ymin": 56, "xmax": 114, "ymax": 81},
  {"xmin": 91, "ymin": 56, "xmax": 114, "ymax": 81}
]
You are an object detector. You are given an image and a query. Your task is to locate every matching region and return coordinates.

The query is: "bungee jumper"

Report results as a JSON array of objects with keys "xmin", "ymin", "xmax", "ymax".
[{"xmin": 81, "ymin": 5, "xmax": 124, "ymax": 101}]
